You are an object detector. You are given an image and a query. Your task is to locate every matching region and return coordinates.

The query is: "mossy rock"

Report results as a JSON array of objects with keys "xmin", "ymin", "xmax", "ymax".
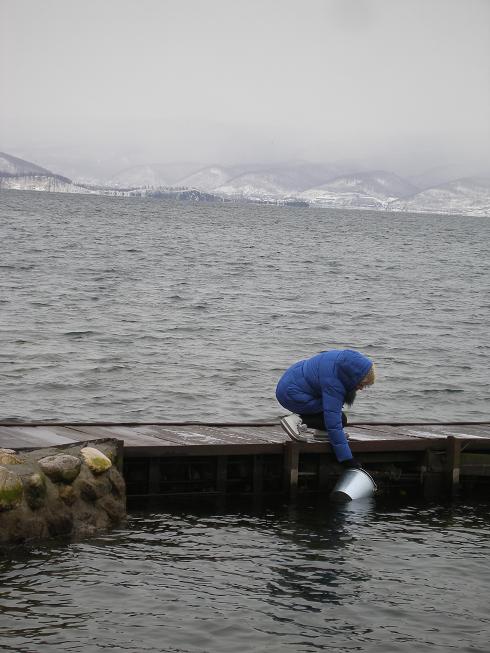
[
  {"xmin": 24, "ymin": 473, "xmax": 47, "ymax": 510},
  {"xmin": 58, "ymin": 484, "xmax": 77, "ymax": 506},
  {"xmin": 108, "ymin": 467, "xmax": 126, "ymax": 498},
  {"xmin": 80, "ymin": 447, "xmax": 112, "ymax": 475},
  {"xmin": 0, "ymin": 466, "xmax": 24, "ymax": 511},
  {"xmin": 99, "ymin": 495, "xmax": 126, "ymax": 525},
  {"xmin": 94, "ymin": 445, "xmax": 116, "ymax": 463},
  {"xmin": 77, "ymin": 476, "xmax": 111, "ymax": 502},
  {"xmin": 39, "ymin": 454, "xmax": 81, "ymax": 484},
  {"xmin": 46, "ymin": 511, "xmax": 73, "ymax": 537},
  {"xmin": 0, "ymin": 449, "xmax": 22, "ymax": 465}
]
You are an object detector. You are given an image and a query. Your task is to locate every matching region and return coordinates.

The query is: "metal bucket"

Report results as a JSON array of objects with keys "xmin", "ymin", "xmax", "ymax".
[{"xmin": 330, "ymin": 468, "xmax": 377, "ymax": 502}]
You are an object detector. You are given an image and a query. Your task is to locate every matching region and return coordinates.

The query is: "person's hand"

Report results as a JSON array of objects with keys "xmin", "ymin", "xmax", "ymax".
[{"xmin": 341, "ymin": 458, "xmax": 362, "ymax": 469}]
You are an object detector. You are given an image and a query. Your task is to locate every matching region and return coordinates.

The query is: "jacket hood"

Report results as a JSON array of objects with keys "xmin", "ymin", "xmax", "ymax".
[{"xmin": 335, "ymin": 350, "xmax": 373, "ymax": 390}]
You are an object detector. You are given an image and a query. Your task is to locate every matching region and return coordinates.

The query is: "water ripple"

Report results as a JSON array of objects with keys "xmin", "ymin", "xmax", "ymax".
[
  {"xmin": 1, "ymin": 502, "xmax": 489, "ymax": 652},
  {"xmin": 0, "ymin": 190, "xmax": 489, "ymax": 425}
]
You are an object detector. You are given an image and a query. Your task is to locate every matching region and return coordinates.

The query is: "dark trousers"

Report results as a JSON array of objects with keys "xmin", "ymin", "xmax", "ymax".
[{"xmin": 300, "ymin": 412, "xmax": 348, "ymax": 430}]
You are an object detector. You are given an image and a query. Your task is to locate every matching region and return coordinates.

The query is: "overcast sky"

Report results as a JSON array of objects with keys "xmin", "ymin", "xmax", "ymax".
[{"xmin": 1, "ymin": 0, "xmax": 489, "ymax": 174}]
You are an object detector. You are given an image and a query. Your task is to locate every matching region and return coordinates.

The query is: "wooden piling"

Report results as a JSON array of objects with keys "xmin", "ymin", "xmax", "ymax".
[
  {"xmin": 148, "ymin": 458, "xmax": 161, "ymax": 495},
  {"xmin": 216, "ymin": 456, "xmax": 228, "ymax": 494},
  {"xmin": 446, "ymin": 436, "xmax": 461, "ymax": 497},
  {"xmin": 253, "ymin": 455, "xmax": 264, "ymax": 495},
  {"xmin": 318, "ymin": 453, "xmax": 331, "ymax": 492},
  {"xmin": 284, "ymin": 441, "xmax": 299, "ymax": 500}
]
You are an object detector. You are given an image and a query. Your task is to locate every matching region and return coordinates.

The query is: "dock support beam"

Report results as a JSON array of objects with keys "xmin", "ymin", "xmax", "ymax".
[
  {"xmin": 148, "ymin": 458, "xmax": 161, "ymax": 495},
  {"xmin": 253, "ymin": 455, "xmax": 264, "ymax": 495},
  {"xmin": 216, "ymin": 456, "xmax": 228, "ymax": 494},
  {"xmin": 318, "ymin": 454, "xmax": 331, "ymax": 492},
  {"xmin": 446, "ymin": 436, "xmax": 461, "ymax": 498},
  {"xmin": 284, "ymin": 441, "xmax": 299, "ymax": 500}
]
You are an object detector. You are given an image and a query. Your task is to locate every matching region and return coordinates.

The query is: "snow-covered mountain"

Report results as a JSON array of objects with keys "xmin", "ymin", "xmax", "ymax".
[
  {"xmin": 107, "ymin": 162, "xmax": 202, "ymax": 188},
  {"xmin": 212, "ymin": 162, "xmax": 357, "ymax": 200},
  {"xmin": 0, "ymin": 152, "xmax": 219, "ymax": 200},
  {"xmin": 178, "ymin": 166, "xmax": 243, "ymax": 192},
  {"xmin": 0, "ymin": 172, "xmax": 221, "ymax": 201},
  {"xmin": 2, "ymin": 150, "xmax": 489, "ymax": 216},
  {"xmin": 0, "ymin": 151, "xmax": 56, "ymax": 177},
  {"xmin": 300, "ymin": 171, "xmax": 419, "ymax": 209},
  {"xmin": 0, "ymin": 151, "xmax": 77, "ymax": 192},
  {"xmin": 389, "ymin": 177, "xmax": 490, "ymax": 217},
  {"xmin": 0, "ymin": 174, "xmax": 89, "ymax": 194},
  {"xmin": 408, "ymin": 164, "xmax": 489, "ymax": 191},
  {"xmin": 216, "ymin": 171, "xmax": 298, "ymax": 200}
]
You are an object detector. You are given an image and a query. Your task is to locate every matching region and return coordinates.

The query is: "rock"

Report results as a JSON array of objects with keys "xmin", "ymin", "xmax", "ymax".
[
  {"xmin": 99, "ymin": 495, "xmax": 126, "ymax": 525},
  {"xmin": 0, "ymin": 439, "xmax": 124, "ymax": 546},
  {"xmin": 9, "ymin": 516, "xmax": 49, "ymax": 544},
  {"xmin": 58, "ymin": 485, "xmax": 77, "ymax": 506},
  {"xmin": 77, "ymin": 477, "xmax": 111, "ymax": 502},
  {"xmin": 39, "ymin": 454, "xmax": 81, "ymax": 484},
  {"xmin": 108, "ymin": 467, "xmax": 126, "ymax": 498},
  {"xmin": 74, "ymin": 513, "xmax": 101, "ymax": 539},
  {"xmin": 24, "ymin": 473, "xmax": 47, "ymax": 510},
  {"xmin": 94, "ymin": 445, "xmax": 116, "ymax": 463},
  {"xmin": 0, "ymin": 449, "xmax": 22, "ymax": 465},
  {"xmin": 80, "ymin": 447, "xmax": 112, "ymax": 475},
  {"xmin": 46, "ymin": 511, "xmax": 73, "ymax": 537},
  {"xmin": 0, "ymin": 466, "xmax": 24, "ymax": 511},
  {"xmin": 78, "ymin": 479, "xmax": 98, "ymax": 502}
]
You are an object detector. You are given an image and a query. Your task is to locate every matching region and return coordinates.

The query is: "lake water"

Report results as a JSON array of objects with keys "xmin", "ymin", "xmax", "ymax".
[
  {"xmin": 1, "ymin": 191, "xmax": 489, "ymax": 652},
  {"xmin": 1, "ymin": 500, "xmax": 489, "ymax": 653},
  {"xmin": 0, "ymin": 190, "xmax": 489, "ymax": 423}
]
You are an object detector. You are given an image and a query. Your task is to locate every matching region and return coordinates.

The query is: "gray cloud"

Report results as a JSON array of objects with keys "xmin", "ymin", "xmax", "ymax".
[{"xmin": 1, "ymin": 0, "xmax": 489, "ymax": 175}]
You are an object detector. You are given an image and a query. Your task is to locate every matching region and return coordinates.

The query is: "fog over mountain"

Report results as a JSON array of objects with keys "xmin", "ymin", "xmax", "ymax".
[
  {"xmin": 1, "ymin": 0, "xmax": 489, "ymax": 182},
  {"xmin": 108, "ymin": 163, "xmax": 203, "ymax": 189},
  {"xmin": 2, "ymin": 150, "xmax": 489, "ymax": 216}
]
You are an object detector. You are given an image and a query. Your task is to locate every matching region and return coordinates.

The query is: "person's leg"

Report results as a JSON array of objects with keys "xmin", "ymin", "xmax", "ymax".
[
  {"xmin": 300, "ymin": 412, "xmax": 348, "ymax": 429},
  {"xmin": 300, "ymin": 412, "xmax": 325, "ymax": 430},
  {"xmin": 277, "ymin": 388, "xmax": 323, "ymax": 441},
  {"xmin": 280, "ymin": 414, "xmax": 306, "ymax": 440}
]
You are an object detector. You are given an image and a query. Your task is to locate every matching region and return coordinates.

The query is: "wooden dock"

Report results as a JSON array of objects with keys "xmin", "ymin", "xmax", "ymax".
[{"xmin": 1, "ymin": 421, "xmax": 489, "ymax": 501}]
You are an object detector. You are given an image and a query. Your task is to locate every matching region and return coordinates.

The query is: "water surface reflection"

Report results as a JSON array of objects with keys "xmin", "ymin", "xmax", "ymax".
[{"xmin": 1, "ymin": 500, "xmax": 489, "ymax": 652}]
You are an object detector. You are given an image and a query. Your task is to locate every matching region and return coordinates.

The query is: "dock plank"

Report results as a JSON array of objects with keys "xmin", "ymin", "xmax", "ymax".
[
  {"xmin": 0, "ymin": 426, "xmax": 80, "ymax": 448},
  {"xmin": 66, "ymin": 425, "xmax": 180, "ymax": 447},
  {"xmin": 130, "ymin": 425, "xmax": 244, "ymax": 446},
  {"xmin": 352, "ymin": 425, "xmax": 439, "ymax": 440},
  {"xmin": 346, "ymin": 426, "xmax": 417, "ymax": 441},
  {"xmin": 351, "ymin": 424, "xmax": 489, "ymax": 440},
  {"xmin": 132, "ymin": 424, "xmax": 288, "ymax": 446},
  {"xmin": 213, "ymin": 425, "xmax": 289, "ymax": 443},
  {"xmin": 398, "ymin": 426, "xmax": 487, "ymax": 440},
  {"xmin": 352, "ymin": 424, "xmax": 469, "ymax": 440},
  {"xmin": 1, "ymin": 423, "xmax": 489, "ymax": 455},
  {"xmin": 408, "ymin": 424, "xmax": 490, "ymax": 439},
  {"xmin": 124, "ymin": 442, "xmax": 284, "ymax": 457}
]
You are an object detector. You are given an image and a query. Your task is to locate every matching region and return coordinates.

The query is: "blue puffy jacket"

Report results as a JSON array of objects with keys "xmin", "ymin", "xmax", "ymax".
[{"xmin": 275, "ymin": 349, "xmax": 373, "ymax": 462}]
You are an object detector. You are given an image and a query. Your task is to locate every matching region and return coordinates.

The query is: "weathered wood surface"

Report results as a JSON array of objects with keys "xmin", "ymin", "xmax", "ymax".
[{"xmin": 0, "ymin": 422, "xmax": 489, "ymax": 453}]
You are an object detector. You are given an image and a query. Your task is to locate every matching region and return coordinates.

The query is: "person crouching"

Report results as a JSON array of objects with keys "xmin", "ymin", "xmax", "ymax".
[{"xmin": 276, "ymin": 349, "xmax": 376, "ymax": 469}]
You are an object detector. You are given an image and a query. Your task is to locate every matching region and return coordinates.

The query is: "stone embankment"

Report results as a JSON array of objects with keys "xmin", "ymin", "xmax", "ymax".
[{"xmin": 0, "ymin": 439, "xmax": 126, "ymax": 545}]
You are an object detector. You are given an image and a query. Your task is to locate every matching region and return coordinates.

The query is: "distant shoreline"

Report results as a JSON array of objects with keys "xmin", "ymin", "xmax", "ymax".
[
  {"xmin": 2, "ymin": 185, "xmax": 486, "ymax": 220},
  {"xmin": 1, "ymin": 150, "xmax": 489, "ymax": 217}
]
